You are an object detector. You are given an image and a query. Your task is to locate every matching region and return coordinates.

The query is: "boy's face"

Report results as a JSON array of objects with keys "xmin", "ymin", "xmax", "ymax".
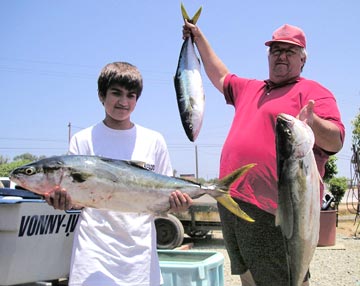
[{"xmin": 100, "ymin": 84, "xmax": 137, "ymax": 128}]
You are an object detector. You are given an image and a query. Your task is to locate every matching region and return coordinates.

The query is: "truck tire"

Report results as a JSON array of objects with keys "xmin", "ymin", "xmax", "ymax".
[{"xmin": 155, "ymin": 214, "xmax": 184, "ymax": 249}]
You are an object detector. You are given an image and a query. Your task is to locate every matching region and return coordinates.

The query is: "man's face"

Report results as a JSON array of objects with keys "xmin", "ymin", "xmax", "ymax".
[{"xmin": 268, "ymin": 43, "xmax": 306, "ymax": 83}]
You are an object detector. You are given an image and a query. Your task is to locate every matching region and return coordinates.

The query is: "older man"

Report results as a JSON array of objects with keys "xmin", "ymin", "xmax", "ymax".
[{"xmin": 182, "ymin": 22, "xmax": 344, "ymax": 286}]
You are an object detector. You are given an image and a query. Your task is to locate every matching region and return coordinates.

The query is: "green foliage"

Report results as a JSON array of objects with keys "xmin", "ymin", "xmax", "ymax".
[
  {"xmin": 328, "ymin": 176, "xmax": 348, "ymax": 207},
  {"xmin": 13, "ymin": 153, "xmax": 39, "ymax": 162},
  {"xmin": 0, "ymin": 153, "xmax": 47, "ymax": 177},
  {"xmin": 0, "ymin": 155, "xmax": 10, "ymax": 165},
  {"xmin": 0, "ymin": 160, "xmax": 31, "ymax": 177},
  {"xmin": 352, "ymin": 109, "xmax": 360, "ymax": 146},
  {"xmin": 323, "ymin": 155, "xmax": 338, "ymax": 183}
]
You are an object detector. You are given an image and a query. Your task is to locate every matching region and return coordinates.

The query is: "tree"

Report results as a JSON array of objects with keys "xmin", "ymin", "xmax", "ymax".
[
  {"xmin": 328, "ymin": 176, "xmax": 348, "ymax": 209},
  {"xmin": 323, "ymin": 155, "xmax": 338, "ymax": 183},
  {"xmin": 13, "ymin": 153, "xmax": 39, "ymax": 162},
  {"xmin": 352, "ymin": 109, "xmax": 360, "ymax": 147},
  {"xmin": 0, "ymin": 160, "xmax": 31, "ymax": 177},
  {"xmin": 0, "ymin": 155, "xmax": 9, "ymax": 165},
  {"xmin": 0, "ymin": 153, "xmax": 46, "ymax": 177}
]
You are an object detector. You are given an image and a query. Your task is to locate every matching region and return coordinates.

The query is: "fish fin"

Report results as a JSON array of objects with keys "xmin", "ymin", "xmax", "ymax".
[
  {"xmin": 122, "ymin": 160, "xmax": 152, "ymax": 171},
  {"xmin": 128, "ymin": 160, "xmax": 147, "ymax": 169},
  {"xmin": 181, "ymin": 3, "xmax": 202, "ymax": 24},
  {"xmin": 181, "ymin": 3, "xmax": 190, "ymax": 21},
  {"xmin": 217, "ymin": 163, "xmax": 256, "ymax": 190},
  {"xmin": 275, "ymin": 186, "xmax": 294, "ymax": 239},
  {"xmin": 216, "ymin": 195, "xmax": 255, "ymax": 222},
  {"xmin": 70, "ymin": 171, "xmax": 92, "ymax": 183},
  {"xmin": 99, "ymin": 157, "xmax": 148, "ymax": 171},
  {"xmin": 191, "ymin": 6, "xmax": 202, "ymax": 24},
  {"xmin": 212, "ymin": 163, "xmax": 256, "ymax": 222}
]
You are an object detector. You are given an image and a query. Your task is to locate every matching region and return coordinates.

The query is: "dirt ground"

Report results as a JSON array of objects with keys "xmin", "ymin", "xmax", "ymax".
[
  {"xmin": 336, "ymin": 203, "xmax": 360, "ymax": 237},
  {"xmin": 337, "ymin": 219, "xmax": 360, "ymax": 237}
]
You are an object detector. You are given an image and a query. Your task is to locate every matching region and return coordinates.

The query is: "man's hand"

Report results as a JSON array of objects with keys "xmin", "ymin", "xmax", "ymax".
[
  {"xmin": 169, "ymin": 190, "xmax": 193, "ymax": 213},
  {"xmin": 297, "ymin": 99, "xmax": 343, "ymax": 152},
  {"xmin": 297, "ymin": 100, "xmax": 315, "ymax": 127}
]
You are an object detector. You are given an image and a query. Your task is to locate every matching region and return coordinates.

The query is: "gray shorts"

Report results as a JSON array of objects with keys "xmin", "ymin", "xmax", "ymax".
[{"xmin": 218, "ymin": 199, "xmax": 291, "ymax": 286}]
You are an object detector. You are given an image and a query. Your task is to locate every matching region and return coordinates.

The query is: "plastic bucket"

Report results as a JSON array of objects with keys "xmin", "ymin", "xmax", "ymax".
[{"xmin": 318, "ymin": 210, "xmax": 337, "ymax": 247}]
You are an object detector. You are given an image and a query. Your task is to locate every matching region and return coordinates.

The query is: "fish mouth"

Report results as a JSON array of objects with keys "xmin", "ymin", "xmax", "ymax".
[
  {"xmin": 276, "ymin": 114, "xmax": 295, "ymax": 159},
  {"xmin": 277, "ymin": 113, "xmax": 294, "ymax": 128},
  {"xmin": 9, "ymin": 170, "xmax": 21, "ymax": 185}
]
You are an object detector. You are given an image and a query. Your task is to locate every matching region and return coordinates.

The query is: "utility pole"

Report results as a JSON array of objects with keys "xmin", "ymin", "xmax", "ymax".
[
  {"xmin": 68, "ymin": 122, "xmax": 72, "ymax": 145},
  {"xmin": 195, "ymin": 144, "xmax": 199, "ymax": 180}
]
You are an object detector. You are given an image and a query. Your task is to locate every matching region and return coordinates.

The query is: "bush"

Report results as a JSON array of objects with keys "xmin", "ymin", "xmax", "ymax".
[
  {"xmin": 0, "ymin": 160, "xmax": 31, "ymax": 177},
  {"xmin": 328, "ymin": 176, "xmax": 348, "ymax": 208}
]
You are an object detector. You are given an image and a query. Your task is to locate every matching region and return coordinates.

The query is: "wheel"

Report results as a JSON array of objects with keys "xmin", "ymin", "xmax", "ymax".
[{"xmin": 155, "ymin": 214, "xmax": 184, "ymax": 249}]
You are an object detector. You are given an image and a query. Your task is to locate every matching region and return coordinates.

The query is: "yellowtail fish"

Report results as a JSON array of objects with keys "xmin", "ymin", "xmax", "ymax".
[
  {"xmin": 10, "ymin": 155, "xmax": 255, "ymax": 222},
  {"xmin": 276, "ymin": 113, "xmax": 321, "ymax": 286},
  {"xmin": 174, "ymin": 3, "xmax": 205, "ymax": 142}
]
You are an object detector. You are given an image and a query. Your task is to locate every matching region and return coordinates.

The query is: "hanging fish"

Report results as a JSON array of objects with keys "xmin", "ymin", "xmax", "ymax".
[{"xmin": 174, "ymin": 3, "xmax": 205, "ymax": 142}]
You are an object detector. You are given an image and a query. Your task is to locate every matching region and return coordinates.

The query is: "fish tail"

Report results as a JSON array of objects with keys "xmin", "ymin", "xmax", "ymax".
[
  {"xmin": 181, "ymin": 3, "xmax": 202, "ymax": 24},
  {"xmin": 214, "ymin": 163, "xmax": 256, "ymax": 222}
]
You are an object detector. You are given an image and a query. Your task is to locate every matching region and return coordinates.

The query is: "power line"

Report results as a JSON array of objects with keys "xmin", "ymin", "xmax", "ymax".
[
  {"xmin": 0, "ymin": 137, "xmax": 66, "ymax": 143},
  {"xmin": 0, "ymin": 147, "xmax": 66, "ymax": 150}
]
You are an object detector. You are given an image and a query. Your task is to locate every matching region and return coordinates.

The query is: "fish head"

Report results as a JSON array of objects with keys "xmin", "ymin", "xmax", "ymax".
[
  {"xmin": 9, "ymin": 156, "xmax": 66, "ymax": 195},
  {"xmin": 276, "ymin": 113, "xmax": 314, "ymax": 161}
]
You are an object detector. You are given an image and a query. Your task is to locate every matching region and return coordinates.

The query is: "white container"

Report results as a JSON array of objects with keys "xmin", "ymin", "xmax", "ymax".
[{"xmin": 0, "ymin": 198, "xmax": 79, "ymax": 285}]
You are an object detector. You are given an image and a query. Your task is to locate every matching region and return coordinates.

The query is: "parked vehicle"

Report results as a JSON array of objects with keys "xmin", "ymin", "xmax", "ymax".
[
  {"xmin": 0, "ymin": 187, "xmax": 79, "ymax": 285},
  {"xmin": 155, "ymin": 195, "xmax": 221, "ymax": 249},
  {"xmin": 0, "ymin": 179, "xmax": 221, "ymax": 250},
  {"xmin": 0, "ymin": 177, "xmax": 17, "ymax": 189}
]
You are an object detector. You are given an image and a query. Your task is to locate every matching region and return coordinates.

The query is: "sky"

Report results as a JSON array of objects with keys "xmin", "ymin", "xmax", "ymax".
[{"xmin": 0, "ymin": 0, "xmax": 359, "ymax": 181}]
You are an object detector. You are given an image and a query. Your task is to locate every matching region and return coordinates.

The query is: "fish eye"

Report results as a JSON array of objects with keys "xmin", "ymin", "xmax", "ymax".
[
  {"xmin": 25, "ymin": 167, "xmax": 36, "ymax": 175},
  {"xmin": 285, "ymin": 129, "xmax": 292, "ymax": 137}
]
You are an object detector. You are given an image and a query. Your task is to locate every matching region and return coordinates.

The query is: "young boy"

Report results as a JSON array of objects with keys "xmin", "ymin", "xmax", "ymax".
[{"xmin": 45, "ymin": 62, "xmax": 192, "ymax": 286}]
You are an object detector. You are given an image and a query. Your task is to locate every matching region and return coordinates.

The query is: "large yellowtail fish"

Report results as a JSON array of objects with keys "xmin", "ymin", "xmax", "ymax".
[
  {"xmin": 10, "ymin": 155, "xmax": 255, "ymax": 222},
  {"xmin": 174, "ymin": 3, "xmax": 205, "ymax": 142},
  {"xmin": 276, "ymin": 113, "xmax": 320, "ymax": 286}
]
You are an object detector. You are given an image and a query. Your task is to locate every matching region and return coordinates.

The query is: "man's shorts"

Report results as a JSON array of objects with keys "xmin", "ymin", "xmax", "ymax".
[{"xmin": 218, "ymin": 199, "xmax": 292, "ymax": 286}]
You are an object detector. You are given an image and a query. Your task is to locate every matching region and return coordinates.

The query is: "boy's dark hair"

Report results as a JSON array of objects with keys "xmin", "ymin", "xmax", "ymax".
[{"xmin": 97, "ymin": 62, "xmax": 143, "ymax": 99}]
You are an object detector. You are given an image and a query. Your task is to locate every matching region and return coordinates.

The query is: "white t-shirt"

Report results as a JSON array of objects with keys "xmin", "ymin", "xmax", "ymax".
[{"xmin": 68, "ymin": 122, "xmax": 173, "ymax": 286}]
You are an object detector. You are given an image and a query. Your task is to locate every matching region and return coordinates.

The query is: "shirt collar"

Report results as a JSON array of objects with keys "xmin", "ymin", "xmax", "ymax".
[{"xmin": 264, "ymin": 77, "xmax": 301, "ymax": 91}]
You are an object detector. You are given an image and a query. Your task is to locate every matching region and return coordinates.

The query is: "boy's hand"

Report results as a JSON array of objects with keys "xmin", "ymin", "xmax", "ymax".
[
  {"xmin": 169, "ymin": 190, "xmax": 193, "ymax": 213},
  {"xmin": 44, "ymin": 186, "xmax": 73, "ymax": 211}
]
